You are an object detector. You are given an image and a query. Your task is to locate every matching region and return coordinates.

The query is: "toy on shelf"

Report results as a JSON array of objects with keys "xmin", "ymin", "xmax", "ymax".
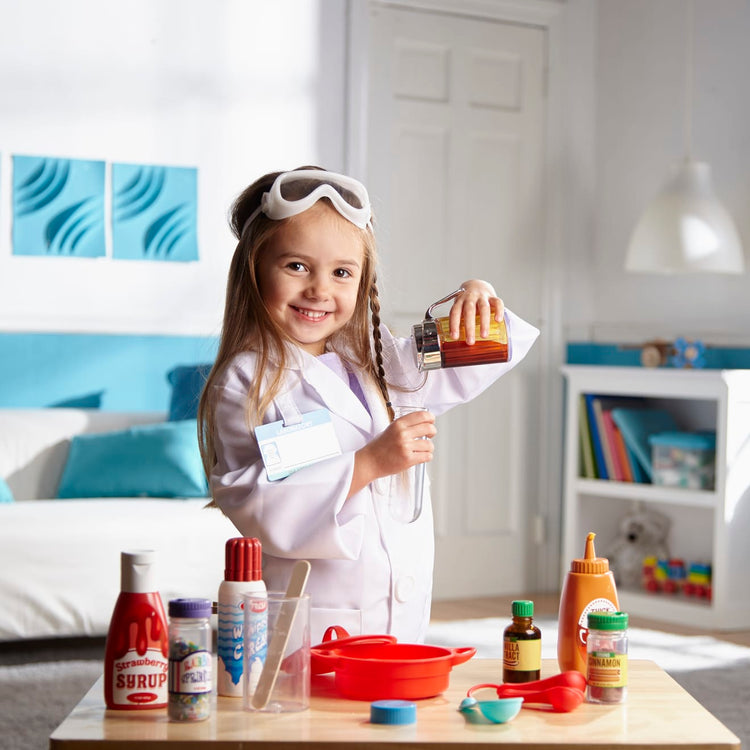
[
  {"xmin": 608, "ymin": 509, "xmax": 670, "ymax": 590},
  {"xmin": 618, "ymin": 338, "xmax": 707, "ymax": 368},
  {"xmin": 642, "ymin": 557, "xmax": 712, "ymax": 601},
  {"xmin": 669, "ymin": 338, "xmax": 706, "ymax": 369}
]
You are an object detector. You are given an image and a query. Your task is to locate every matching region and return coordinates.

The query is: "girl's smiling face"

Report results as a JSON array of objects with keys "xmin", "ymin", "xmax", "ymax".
[{"xmin": 256, "ymin": 202, "xmax": 365, "ymax": 356}]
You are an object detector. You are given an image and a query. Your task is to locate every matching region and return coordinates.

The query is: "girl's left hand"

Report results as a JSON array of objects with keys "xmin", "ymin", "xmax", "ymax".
[{"xmin": 448, "ymin": 280, "xmax": 505, "ymax": 344}]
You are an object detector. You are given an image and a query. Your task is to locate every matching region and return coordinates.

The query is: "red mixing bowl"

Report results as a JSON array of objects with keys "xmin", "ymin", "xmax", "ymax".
[{"xmin": 311, "ymin": 630, "xmax": 476, "ymax": 701}]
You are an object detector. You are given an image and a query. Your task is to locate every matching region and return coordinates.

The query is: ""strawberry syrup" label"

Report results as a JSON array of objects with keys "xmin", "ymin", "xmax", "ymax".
[{"xmin": 113, "ymin": 648, "xmax": 169, "ymax": 705}]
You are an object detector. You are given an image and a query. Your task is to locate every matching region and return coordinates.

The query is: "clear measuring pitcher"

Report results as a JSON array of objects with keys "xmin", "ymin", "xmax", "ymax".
[
  {"xmin": 389, "ymin": 405, "xmax": 428, "ymax": 524},
  {"xmin": 412, "ymin": 288, "xmax": 511, "ymax": 371}
]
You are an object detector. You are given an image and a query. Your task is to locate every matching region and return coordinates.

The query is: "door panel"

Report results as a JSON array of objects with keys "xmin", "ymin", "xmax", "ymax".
[{"xmin": 366, "ymin": 4, "xmax": 546, "ymax": 598}]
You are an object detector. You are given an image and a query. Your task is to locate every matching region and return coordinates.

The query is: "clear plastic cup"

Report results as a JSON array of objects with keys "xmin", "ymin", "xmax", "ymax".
[{"xmin": 243, "ymin": 592, "xmax": 311, "ymax": 713}]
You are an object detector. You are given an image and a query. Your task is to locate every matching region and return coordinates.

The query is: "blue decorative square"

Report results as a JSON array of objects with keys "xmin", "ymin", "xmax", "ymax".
[
  {"xmin": 12, "ymin": 155, "xmax": 105, "ymax": 257},
  {"xmin": 112, "ymin": 163, "xmax": 198, "ymax": 262}
]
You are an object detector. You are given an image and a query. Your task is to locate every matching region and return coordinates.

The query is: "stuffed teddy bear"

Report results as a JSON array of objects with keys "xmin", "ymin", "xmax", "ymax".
[{"xmin": 607, "ymin": 509, "xmax": 670, "ymax": 589}]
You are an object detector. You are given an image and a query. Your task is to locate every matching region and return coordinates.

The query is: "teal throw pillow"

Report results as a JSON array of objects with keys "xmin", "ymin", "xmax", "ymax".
[
  {"xmin": 0, "ymin": 477, "xmax": 14, "ymax": 503},
  {"xmin": 56, "ymin": 420, "xmax": 208, "ymax": 499},
  {"xmin": 48, "ymin": 391, "xmax": 105, "ymax": 409},
  {"xmin": 167, "ymin": 364, "xmax": 213, "ymax": 421}
]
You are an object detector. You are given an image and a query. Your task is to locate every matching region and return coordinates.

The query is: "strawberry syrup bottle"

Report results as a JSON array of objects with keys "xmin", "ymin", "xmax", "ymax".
[{"xmin": 104, "ymin": 550, "xmax": 169, "ymax": 710}]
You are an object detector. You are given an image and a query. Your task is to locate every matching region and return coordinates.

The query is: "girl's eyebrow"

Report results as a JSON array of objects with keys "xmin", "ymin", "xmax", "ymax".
[{"xmin": 277, "ymin": 251, "xmax": 361, "ymax": 269}]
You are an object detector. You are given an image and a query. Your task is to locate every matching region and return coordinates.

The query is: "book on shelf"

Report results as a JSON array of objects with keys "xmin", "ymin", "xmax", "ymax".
[
  {"xmin": 581, "ymin": 395, "xmax": 650, "ymax": 483},
  {"xmin": 578, "ymin": 394, "xmax": 597, "ymax": 478},
  {"xmin": 592, "ymin": 398, "xmax": 617, "ymax": 480},
  {"xmin": 601, "ymin": 409, "xmax": 630, "ymax": 481},
  {"xmin": 582, "ymin": 393, "xmax": 608, "ymax": 479},
  {"xmin": 623, "ymin": 439, "xmax": 648, "ymax": 483},
  {"xmin": 610, "ymin": 407, "xmax": 678, "ymax": 482}
]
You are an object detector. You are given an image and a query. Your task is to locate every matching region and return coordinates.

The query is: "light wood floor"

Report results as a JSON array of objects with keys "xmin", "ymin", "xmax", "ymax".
[{"xmin": 430, "ymin": 593, "xmax": 750, "ymax": 648}]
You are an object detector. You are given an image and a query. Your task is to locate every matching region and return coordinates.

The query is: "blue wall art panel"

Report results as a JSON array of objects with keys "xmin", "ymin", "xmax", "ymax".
[
  {"xmin": 12, "ymin": 155, "xmax": 106, "ymax": 257},
  {"xmin": 112, "ymin": 163, "xmax": 198, "ymax": 262}
]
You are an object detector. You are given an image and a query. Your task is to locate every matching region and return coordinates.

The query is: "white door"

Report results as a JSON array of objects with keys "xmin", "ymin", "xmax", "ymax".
[{"xmin": 363, "ymin": 4, "xmax": 546, "ymax": 598}]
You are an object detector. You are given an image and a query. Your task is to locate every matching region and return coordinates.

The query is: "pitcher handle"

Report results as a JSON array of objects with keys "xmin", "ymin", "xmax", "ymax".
[{"xmin": 425, "ymin": 287, "xmax": 465, "ymax": 319}]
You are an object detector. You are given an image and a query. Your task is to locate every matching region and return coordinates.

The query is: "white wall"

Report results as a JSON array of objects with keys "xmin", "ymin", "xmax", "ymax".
[
  {"xmin": 572, "ymin": 0, "xmax": 750, "ymax": 345},
  {"xmin": 3, "ymin": 0, "xmax": 747, "ymax": 345},
  {"xmin": 0, "ymin": 0, "xmax": 347, "ymax": 335}
]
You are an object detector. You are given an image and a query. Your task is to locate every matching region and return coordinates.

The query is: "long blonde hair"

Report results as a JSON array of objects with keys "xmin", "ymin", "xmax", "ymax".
[{"xmin": 197, "ymin": 167, "xmax": 394, "ymax": 484}]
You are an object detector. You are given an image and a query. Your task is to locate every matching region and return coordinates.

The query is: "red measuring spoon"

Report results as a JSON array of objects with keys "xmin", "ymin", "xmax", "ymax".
[
  {"xmin": 468, "ymin": 672, "xmax": 587, "ymax": 713},
  {"xmin": 497, "ymin": 671, "xmax": 586, "ymax": 694},
  {"xmin": 495, "ymin": 685, "xmax": 584, "ymax": 712}
]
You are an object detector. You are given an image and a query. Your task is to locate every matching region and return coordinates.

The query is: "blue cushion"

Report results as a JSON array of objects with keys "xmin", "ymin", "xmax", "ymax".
[
  {"xmin": 0, "ymin": 477, "xmax": 14, "ymax": 503},
  {"xmin": 56, "ymin": 420, "xmax": 208, "ymax": 499},
  {"xmin": 167, "ymin": 364, "xmax": 212, "ymax": 421},
  {"xmin": 49, "ymin": 391, "xmax": 104, "ymax": 408}
]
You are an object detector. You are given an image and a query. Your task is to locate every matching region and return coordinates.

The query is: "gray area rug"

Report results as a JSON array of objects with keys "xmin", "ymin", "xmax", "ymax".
[
  {"xmin": 1, "ymin": 623, "xmax": 748, "ymax": 749},
  {"xmin": 0, "ymin": 659, "xmax": 103, "ymax": 750}
]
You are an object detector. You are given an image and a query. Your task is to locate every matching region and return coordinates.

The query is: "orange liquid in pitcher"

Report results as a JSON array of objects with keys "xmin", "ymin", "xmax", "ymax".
[{"xmin": 437, "ymin": 316, "xmax": 509, "ymax": 368}]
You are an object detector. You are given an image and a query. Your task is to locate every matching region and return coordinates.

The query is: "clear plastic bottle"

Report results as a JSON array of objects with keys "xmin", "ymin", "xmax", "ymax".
[
  {"xmin": 502, "ymin": 599, "xmax": 541, "ymax": 683},
  {"xmin": 586, "ymin": 611, "xmax": 629, "ymax": 704},
  {"xmin": 168, "ymin": 598, "xmax": 213, "ymax": 721}
]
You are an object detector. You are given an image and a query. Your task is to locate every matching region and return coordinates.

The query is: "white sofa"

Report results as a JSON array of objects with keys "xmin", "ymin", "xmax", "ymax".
[{"xmin": 0, "ymin": 408, "xmax": 237, "ymax": 641}]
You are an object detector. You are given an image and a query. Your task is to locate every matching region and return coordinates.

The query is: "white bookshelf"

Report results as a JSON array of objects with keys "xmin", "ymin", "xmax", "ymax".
[{"xmin": 561, "ymin": 365, "xmax": 750, "ymax": 630}]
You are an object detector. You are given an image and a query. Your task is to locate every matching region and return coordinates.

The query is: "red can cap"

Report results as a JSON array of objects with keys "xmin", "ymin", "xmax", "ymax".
[{"xmin": 224, "ymin": 537, "xmax": 262, "ymax": 582}]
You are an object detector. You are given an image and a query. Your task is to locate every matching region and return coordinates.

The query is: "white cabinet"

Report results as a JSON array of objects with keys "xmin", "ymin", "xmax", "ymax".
[{"xmin": 561, "ymin": 365, "xmax": 750, "ymax": 630}]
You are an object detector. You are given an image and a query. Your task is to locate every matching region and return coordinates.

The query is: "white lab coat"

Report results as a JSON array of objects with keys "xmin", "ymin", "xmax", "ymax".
[{"xmin": 209, "ymin": 310, "xmax": 539, "ymax": 644}]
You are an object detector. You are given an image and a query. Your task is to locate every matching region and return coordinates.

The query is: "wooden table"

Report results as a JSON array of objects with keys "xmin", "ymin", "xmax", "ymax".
[{"xmin": 50, "ymin": 659, "xmax": 741, "ymax": 749}]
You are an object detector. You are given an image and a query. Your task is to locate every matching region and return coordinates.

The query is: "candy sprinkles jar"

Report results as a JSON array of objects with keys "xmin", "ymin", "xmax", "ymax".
[{"xmin": 168, "ymin": 598, "xmax": 213, "ymax": 721}]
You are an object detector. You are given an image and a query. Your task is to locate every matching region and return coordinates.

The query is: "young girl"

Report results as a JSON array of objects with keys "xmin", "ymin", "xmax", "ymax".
[{"xmin": 198, "ymin": 167, "xmax": 539, "ymax": 644}]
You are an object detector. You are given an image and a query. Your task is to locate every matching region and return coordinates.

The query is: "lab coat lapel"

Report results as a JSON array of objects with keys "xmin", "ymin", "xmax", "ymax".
[{"xmin": 297, "ymin": 351, "xmax": 375, "ymax": 434}]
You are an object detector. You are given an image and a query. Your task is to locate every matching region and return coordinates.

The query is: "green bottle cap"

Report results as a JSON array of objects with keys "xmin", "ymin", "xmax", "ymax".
[
  {"xmin": 511, "ymin": 600, "xmax": 534, "ymax": 618},
  {"xmin": 587, "ymin": 611, "xmax": 629, "ymax": 630}
]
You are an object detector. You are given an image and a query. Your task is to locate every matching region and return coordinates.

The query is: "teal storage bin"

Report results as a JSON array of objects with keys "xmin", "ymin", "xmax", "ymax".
[{"xmin": 649, "ymin": 431, "xmax": 716, "ymax": 490}]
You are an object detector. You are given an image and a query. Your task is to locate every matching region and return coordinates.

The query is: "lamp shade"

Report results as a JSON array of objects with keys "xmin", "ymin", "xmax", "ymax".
[{"xmin": 625, "ymin": 160, "xmax": 745, "ymax": 274}]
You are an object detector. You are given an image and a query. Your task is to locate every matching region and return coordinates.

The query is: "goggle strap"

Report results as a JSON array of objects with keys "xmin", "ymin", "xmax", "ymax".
[{"xmin": 241, "ymin": 207, "xmax": 262, "ymax": 238}]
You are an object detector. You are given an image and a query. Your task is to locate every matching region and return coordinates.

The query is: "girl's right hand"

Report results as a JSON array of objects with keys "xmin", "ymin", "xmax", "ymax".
[{"xmin": 348, "ymin": 410, "xmax": 436, "ymax": 498}]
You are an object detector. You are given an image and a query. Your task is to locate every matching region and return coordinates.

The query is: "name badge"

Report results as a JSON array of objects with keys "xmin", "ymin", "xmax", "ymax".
[{"xmin": 254, "ymin": 409, "xmax": 342, "ymax": 481}]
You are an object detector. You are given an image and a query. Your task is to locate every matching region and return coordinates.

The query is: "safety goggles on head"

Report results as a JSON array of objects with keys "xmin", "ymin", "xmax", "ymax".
[{"xmin": 242, "ymin": 170, "xmax": 372, "ymax": 235}]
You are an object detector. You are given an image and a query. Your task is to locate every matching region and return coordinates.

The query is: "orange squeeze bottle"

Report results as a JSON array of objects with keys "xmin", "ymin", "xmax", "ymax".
[{"xmin": 557, "ymin": 532, "xmax": 619, "ymax": 674}]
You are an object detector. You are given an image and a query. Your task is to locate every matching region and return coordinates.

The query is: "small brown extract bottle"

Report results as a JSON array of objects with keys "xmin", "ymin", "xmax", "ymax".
[{"xmin": 503, "ymin": 599, "xmax": 542, "ymax": 683}]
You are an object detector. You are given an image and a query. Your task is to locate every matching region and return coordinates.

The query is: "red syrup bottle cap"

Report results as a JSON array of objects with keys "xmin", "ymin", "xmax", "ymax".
[{"xmin": 224, "ymin": 537, "xmax": 262, "ymax": 582}]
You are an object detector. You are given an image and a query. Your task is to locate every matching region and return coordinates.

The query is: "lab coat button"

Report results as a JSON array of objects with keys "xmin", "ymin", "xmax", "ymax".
[{"xmin": 395, "ymin": 575, "xmax": 416, "ymax": 602}]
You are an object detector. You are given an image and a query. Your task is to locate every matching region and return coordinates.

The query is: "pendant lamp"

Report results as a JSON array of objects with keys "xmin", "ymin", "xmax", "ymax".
[{"xmin": 625, "ymin": 1, "xmax": 745, "ymax": 274}]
